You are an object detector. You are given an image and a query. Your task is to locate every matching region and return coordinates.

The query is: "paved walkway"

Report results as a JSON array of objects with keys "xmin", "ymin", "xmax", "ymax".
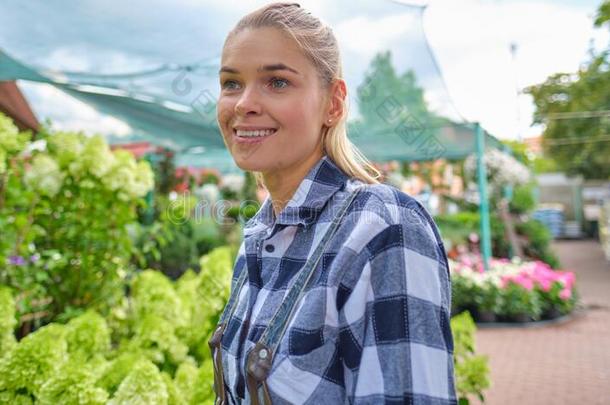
[{"xmin": 471, "ymin": 240, "xmax": 610, "ymax": 405}]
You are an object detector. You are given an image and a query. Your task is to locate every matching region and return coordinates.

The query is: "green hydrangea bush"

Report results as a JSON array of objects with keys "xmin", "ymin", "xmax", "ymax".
[
  {"xmin": 0, "ymin": 246, "xmax": 234, "ymax": 404},
  {"xmin": 1, "ymin": 246, "xmax": 488, "ymax": 404},
  {"xmin": 0, "ymin": 113, "xmax": 154, "ymax": 327},
  {"xmin": 451, "ymin": 312, "xmax": 491, "ymax": 404}
]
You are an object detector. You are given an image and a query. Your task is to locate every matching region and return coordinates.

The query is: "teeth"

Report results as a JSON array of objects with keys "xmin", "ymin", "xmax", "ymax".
[{"xmin": 236, "ymin": 129, "xmax": 276, "ymax": 138}]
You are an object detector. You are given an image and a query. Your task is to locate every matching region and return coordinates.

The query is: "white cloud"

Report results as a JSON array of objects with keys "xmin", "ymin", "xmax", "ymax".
[
  {"xmin": 41, "ymin": 47, "xmax": 154, "ymax": 74},
  {"xmin": 18, "ymin": 81, "xmax": 132, "ymax": 137},
  {"xmin": 334, "ymin": 13, "xmax": 419, "ymax": 60},
  {"xmin": 10, "ymin": 0, "xmax": 606, "ymax": 145},
  {"xmin": 423, "ymin": 0, "xmax": 607, "ymax": 139}
]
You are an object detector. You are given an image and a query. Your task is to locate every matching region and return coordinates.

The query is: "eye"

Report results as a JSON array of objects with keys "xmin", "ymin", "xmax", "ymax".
[
  {"xmin": 221, "ymin": 79, "xmax": 241, "ymax": 91},
  {"xmin": 269, "ymin": 77, "xmax": 290, "ymax": 89}
]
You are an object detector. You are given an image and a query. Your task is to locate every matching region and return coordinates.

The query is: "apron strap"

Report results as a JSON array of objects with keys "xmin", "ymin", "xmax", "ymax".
[{"xmin": 246, "ymin": 187, "xmax": 362, "ymax": 403}]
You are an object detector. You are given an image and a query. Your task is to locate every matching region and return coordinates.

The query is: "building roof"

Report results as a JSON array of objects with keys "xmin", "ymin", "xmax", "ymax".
[{"xmin": 0, "ymin": 81, "xmax": 39, "ymax": 132}]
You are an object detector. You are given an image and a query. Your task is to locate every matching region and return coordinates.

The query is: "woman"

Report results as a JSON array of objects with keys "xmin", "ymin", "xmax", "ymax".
[{"xmin": 212, "ymin": 3, "xmax": 456, "ymax": 404}]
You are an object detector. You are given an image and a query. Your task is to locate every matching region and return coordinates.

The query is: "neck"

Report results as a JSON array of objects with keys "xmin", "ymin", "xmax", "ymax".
[{"xmin": 262, "ymin": 147, "xmax": 325, "ymax": 218}]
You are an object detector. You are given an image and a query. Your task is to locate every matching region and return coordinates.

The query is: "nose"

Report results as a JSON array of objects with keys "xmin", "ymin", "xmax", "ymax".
[{"xmin": 234, "ymin": 86, "xmax": 262, "ymax": 117}]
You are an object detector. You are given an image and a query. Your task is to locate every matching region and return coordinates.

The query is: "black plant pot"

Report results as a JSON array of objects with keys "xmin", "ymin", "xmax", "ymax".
[
  {"xmin": 477, "ymin": 310, "xmax": 497, "ymax": 323},
  {"xmin": 543, "ymin": 307, "xmax": 562, "ymax": 320},
  {"xmin": 510, "ymin": 313, "xmax": 531, "ymax": 323}
]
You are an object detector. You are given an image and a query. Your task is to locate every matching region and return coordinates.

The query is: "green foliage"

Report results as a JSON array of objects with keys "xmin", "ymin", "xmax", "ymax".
[
  {"xmin": 95, "ymin": 352, "xmax": 147, "ymax": 397},
  {"xmin": 152, "ymin": 150, "xmax": 178, "ymax": 195},
  {"xmin": 435, "ymin": 212, "xmax": 509, "ymax": 258},
  {"xmin": 516, "ymin": 219, "xmax": 560, "ymax": 268},
  {"xmin": 192, "ymin": 219, "xmax": 226, "ymax": 257},
  {"xmin": 594, "ymin": 0, "xmax": 610, "ymax": 27},
  {"xmin": 0, "ymin": 286, "xmax": 16, "ymax": 356},
  {"xmin": 190, "ymin": 359, "xmax": 215, "ymax": 405},
  {"xmin": 0, "ymin": 309, "xmax": 114, "ymax": 403},
  {"xmin": 536, "ymin": 281, "xmax": 578, "ymax": 316},
  {"xmin": 0, "ymin": 115, "xmax": 155, "ymax": 326},
  {"xmin": 500, "ymin": 140, "xmax": 529, "ymax": 165},
  {"xmin": 125, "ymin": 271, "xmax": 190, "ymax": 371},
  {"xmin": 0, "ymin": 245, "xmax": 233, "ymax": 403},
  {"xmin": 356, "ymin": 51, "xmax": 436, "ymax": 126},
  {"xmin": 131, "ymin": 271, "xmax": 189, "ymax": 328},
  {"xmin": 497, "ymin": 282, "xmax": 543, "ymax": 320},
  {"xmin": 0, "ymin": 243, "xmax": 489, "ymax": 403},
  {"xmin": 532, "ymin": 156, "xmax": 559, "ymax": 174},
  {"xmin": 226, "ymin": 203, "xmax": 260, "ymax": 223},
  {"xmin": 242, "ymin": 171, "xmax": 258, "ymax": 203},
  {"xmin": 170, "ymin": 360, "xmax": 199, "ymax": 405},
  {"xmin": 131, "ymin": 195, "xmax": 229, "ymax": 279},
  {"xmin": 451, "ymin": 312, "xmax": 490, "ymax": 404},
  {"xmin": 64, "ymin": 310, "xmax": 111, "ymax": 364},
  {"xmin": 37, "ymin": 362, "xmax": 109, "ymax": 405},
  {"xmin": 436, "ymin": 211, "xmax": 560, "ymax": 267},
  {"xmin": 107, "ymin": 360, "xmax": 168, "ymax": 405},
  {"xmin": 473, "ymin": 283, "xmax": 501, "ymax": 314},
  {"xmin": 128, "ymin": 314, "xmax": 190, "ymax": 372},
  {"xmin": 176, "ymin": 247, "xmax": 234, "ymax": 361},
  {"xmin": 350, "ymin": 50, "xmax": 448, "ymax": 147},
  {"xmin": 0, "ymin": 323, "xmax": 67, "ymax": 399},
  {"xmin": 526, "ymin": 1, "xmax": 610, "ymax": 180},
  {"xmin": 509, "ymin": 183, "xmax": 536, "ymax": 215},
  {"xmin": 0, "ymin": 390, "xmax": 34, "ymax": 405}
]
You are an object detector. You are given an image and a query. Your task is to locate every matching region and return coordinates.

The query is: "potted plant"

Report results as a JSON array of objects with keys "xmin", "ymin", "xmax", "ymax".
[
  {"xmin": 498, "ymin": 281, "xmax": 542, "ymax": 323},
  {"xmin": 450, "ymin": 275, "xmax": 478, "ymax": 318},
  {"xmin": 473, "ymin": 282, "xmax": 500, "ymax": 323},
  {"xmin": 537, "ymin": 281, "xmax": 576, "ymax": 319}
]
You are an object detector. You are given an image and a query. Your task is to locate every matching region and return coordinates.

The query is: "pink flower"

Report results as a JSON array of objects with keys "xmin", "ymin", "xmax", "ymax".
[
  {"xmin": 475, "ymin": 262, "xmax": 485, "ymax": 273},
  {"xmin": 559, "ymin": 288, "xmax": 572, "ymax": 300},
  {"xmin": 538, "ymin": 278, "xmax": 552, "ymax": 292},
  {"xmin": 517, "ymin": 276, "xmax": 534, "ymax": 291}
]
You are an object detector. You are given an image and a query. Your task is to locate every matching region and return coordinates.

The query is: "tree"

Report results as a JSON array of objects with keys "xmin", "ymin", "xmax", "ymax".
[
  {"xmin": 595, "ymin": 0, "xmax": 610, "ymax": 26},
  {"xmin": 349, "ymin": 51, "xmax": 448, "ymax": 163},
  {"xmin": 526, "ymin": 1, "xmax": 610, "ymax": 179},
  {"xmin": 355, "ymin": 51, "xmax": 434, "ymax": 127}
]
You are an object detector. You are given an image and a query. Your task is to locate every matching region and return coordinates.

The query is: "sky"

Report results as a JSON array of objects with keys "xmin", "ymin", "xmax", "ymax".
[{"xmin": 1, "ymin": 0, "xmax": 608, "ymax": 142}]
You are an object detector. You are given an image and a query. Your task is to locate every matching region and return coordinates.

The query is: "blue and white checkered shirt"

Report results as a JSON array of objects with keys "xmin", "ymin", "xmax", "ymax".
[{"xmin": 219, "ymin": 155, "xmax": 457, "ymax": 404}]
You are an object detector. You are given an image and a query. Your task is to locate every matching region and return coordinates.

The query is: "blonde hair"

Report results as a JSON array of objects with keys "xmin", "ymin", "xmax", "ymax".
[{"xmin": 223, "ymin": 2, "xmax": 381, "ymax": 187}]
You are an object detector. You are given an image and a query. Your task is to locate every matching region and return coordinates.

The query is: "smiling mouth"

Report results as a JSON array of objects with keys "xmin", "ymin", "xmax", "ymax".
[{"xmin": 233, "ymin": 128, "xmax": 278, "ymax": 138}]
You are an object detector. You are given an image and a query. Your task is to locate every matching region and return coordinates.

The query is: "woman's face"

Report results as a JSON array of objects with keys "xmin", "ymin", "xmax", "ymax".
[{"xmin": 217, "ymin": 27, "xmax": 329, "ymax": 174}]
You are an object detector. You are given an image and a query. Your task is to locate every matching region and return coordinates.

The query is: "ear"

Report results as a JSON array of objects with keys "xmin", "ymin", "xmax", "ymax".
[{"xmin": 325, "ymin": 79, "xmax": 347, "ymax": 126}]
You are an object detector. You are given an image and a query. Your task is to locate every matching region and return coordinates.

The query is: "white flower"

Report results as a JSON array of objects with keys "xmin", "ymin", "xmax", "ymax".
[
  {"xmin": 464, "ymin": 148, "xmax": 531, "ymax": 189},
  {"xmin": 70, "ymin": 135, "xmax": 115, "ymax": 179},
  {"xmin": 221, "ymin": 173, "xmax": 244, "ymax": 194},
  {"xmin": 101, "ymin": 150, "xmax": 154, "ymax": 199},
  {"xmin": 198, "ymin": 183, "xmax": 220, "ymax": 203},
  {"xmin": 104, "ymin": 165, "xmax": 135, "ymax": 193},
  {"xmin": 130, "ymin": 161, "xmax": 155, "ymax": 198},
  {"xmin": 24, "ymin": 154, "xmax": 64, "ymax": 197},
  {"xmin": 48, "ymin": 132, "xmax": 84, "ymax": 169}
]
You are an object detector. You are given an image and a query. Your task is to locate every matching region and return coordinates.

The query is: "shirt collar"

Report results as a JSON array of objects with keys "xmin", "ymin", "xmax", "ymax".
[{"xmin": 244, "ymin": 155, "xmax": 350, "ymax": 234}]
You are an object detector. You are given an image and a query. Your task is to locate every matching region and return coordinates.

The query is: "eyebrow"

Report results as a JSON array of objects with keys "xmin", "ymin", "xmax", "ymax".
[{"xmin": 219, "ymin": 63, "xmax": 300, "ymax": 75}]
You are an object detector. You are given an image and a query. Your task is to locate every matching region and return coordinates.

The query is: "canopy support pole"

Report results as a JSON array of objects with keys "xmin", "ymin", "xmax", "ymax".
[{"xmin": 475, "ymin": 122, "xmax": 492, "ymax": 271}]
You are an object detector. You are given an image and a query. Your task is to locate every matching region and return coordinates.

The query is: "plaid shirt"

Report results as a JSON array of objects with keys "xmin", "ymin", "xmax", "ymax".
[{"xmin": 219, "ymin": 155, "xmax": 457, "ymax": 404}]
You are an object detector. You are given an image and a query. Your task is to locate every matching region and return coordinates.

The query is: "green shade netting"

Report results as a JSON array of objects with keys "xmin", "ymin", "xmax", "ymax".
[{"xmin": 0, "ymin": 1, "xmax": 505, "ymax": 172}]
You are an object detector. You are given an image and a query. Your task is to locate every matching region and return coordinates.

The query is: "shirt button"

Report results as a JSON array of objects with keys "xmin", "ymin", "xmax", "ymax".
[{"xmin": 265, "ymin": 244, "xmax": 275, "ymax": 253}]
